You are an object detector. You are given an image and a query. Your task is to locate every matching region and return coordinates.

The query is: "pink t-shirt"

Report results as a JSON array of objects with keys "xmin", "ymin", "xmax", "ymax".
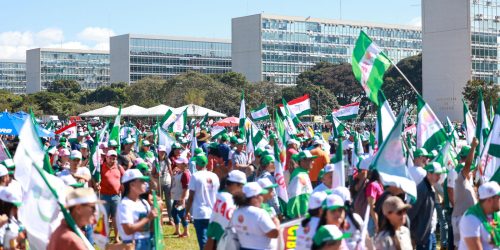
[{"xmin": 365, "ymin": 181, "xmax": 383, "ymax": 201}]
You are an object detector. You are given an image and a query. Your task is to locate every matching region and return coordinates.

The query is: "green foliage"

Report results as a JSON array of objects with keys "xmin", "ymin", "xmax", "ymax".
[
  {"xmin": 84, "ymin": 84, "xmax": 129, "ymax": 105},
  {"xmin": 462, "ymin": 79, "xmax": 500, "ymax": 112},
  {"xmin": 47, "ymin": 79, "xmax": 82, "ymax": 96},
  {"xmin": 125, "ymin": 76, "xmax": 168, "ymax": 107}
]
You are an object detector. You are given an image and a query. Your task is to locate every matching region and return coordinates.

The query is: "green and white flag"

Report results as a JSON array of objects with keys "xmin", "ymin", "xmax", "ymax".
[
  {"xmin": 14, "ymin": 115, "xmax": 93, "ymax": 250},
  {"xmin": 445, "ymin": 117, "xmax": 459, "ymax": 147},
  {"xmin": 239, "ymin": 91, "xmax": 246, "ymax": 138},
  {"xmin": 331, "ymin": 139, "xmax": 344, "ymax": 188},
  {"xmin": 170, "ymin": 108, "xmax": 188, "ymax": 134},
  {"xmin": 287, "ymin": 167, "xmax": 312, "ymax": 219},
  {"xmin": 476, "ymin": 90, "xmax": 490, "ymax": 154},
  {"xmin": 327, "ymin": 114, "xmax": 345, "ymax": 139},
  {"xmin": 372, "ymin": 109, "xmax": 417, "ymax": 201},
  {"xmin": 332, "ymin": 102, "xmax": 360, "ymax": 121},
  {"xmin": 416, "ymin": 96, "xmax": 447, "ymax": 152},
  {"xmin": 352, "ymin": 31, "xmax": 392, "ymax": 106},
  {"xmin": 158, "ymin": 127, "xmax": 176, "ymax": 155},
  {"xmin": 90, "ymin": 122, "xmax": 108, "ymax": 183},
  {"xmin": 109, "ymin": 105, "xmax": 122, "ymax": 153},
  {"xmin": 160, "ymin": 109, "xmax": 175, "ymax": 131},
  {"xmin": 481, "ymin": 100, "xmax": 500, "ymax": 182},
  {"xmin": 250, "ymin": 103, "xmax": 270, "ymax": 121},
  {"xmin": 272, "ymin": 136, "xmax": 288, "ymax": 215},
  {"xmin": 210, "ymin": 126, "xmax": 227, "ymax": 139},
  {"xmin": 435, "ymin": 138, "xmax": 458, "ymax": 172},
  {"xmin": 248, "ymin": 118, "xmax": 268, "ymax": 149},
  {"xmin": 375, "ymin": 91, "xmax": 396, "ymax": 146},
  {"xmin": 281, "ymin": 98, "xmax": 302, "ymax": 128},
  {"xmin": 279, "ymin": 94, "xmax": 311, "ymax": 118},
  {"xmin": 463, "ymin": 99, "xmax": 477, "ymax": 145},
  {"xmin": 351, "ymin": 131, "xmax": 364, "ymax": 168}
]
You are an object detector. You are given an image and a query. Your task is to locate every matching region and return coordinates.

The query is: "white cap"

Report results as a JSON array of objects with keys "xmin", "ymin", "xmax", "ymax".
[
  {"xmin": 0, "ymin": 165, "xmax": 8, "ymax": 177},
  {"xmin": 257, "ymin": 178, "xmax": 278, "ymax": 189},
  {"xmin": 332, "ymin": 186, "xmax": 352, "ymax": 202},
  {"xmin": 158, "ymin": 145, "xmax": 167, "ymax": 152},
  {"xmin": 59, "ymin": 148, "xmax": 70, "ymax": 157},
  {"xmin": 70, "ymin": 150, "xmax": 82, "ymax": 160},
  {"xmin": 74, "ymin": 167, "xmax": 91, "ymax": 182},
  {"xmin": 0, "ymin": 185, "xmax": 22, "ymax": 206},
  {"xmin": 80, "ymin": 143, "xmax": 88, "ymax": 149},
  {"xmin": 242, "ymin": 182, "xmax": 268, "ymax": 198},
  {"xmin": 479, "ymin": 181, "xmax": 500, "ymax": 200},
  {"xmin": 121, "ymin": 169, "xmax": 150, "ymax": 183},
  {"xmin": 106, "ymin": 150, "xmax": 117, "ymax": 157},
  {"xmin": 323, "ymin": 164, "xmax": 335, "ymax": 173},
  {"xmin": 309, "ymin": 191, "xmax": 328, "ymax": 210},
  {"xmin": 65, "ymin": 188, "xmax": 101, "ymax": 208},
  {"xmin": 226, "ymin": 170, "xmax": 247, "ymax": 184},
  {"xmin": 325, "ymin": 194, "xmax": 345, "ymax": 210}
]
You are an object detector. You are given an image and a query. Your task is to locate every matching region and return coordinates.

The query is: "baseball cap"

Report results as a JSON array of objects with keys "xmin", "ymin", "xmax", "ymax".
[
  {"xmin": 324, "ymin": 194, "xmax": 345, "ymax": 211},
  {"xmin": 77, "ymin": 132, "xmax": 86, "ymax": 137},
  {"xmin": 121, "ymin": 169, "xmax": 150, "ymax": 183},
  {"xmin": 261, "ymin": 155, "xmax": 275, "ymax": 166},
  {"xmin": 74, "ymin": 167, "xmax": 91, "ymax": 182},
  {"xmin": 142, "ymin": 140, "xmax": 151, "ymax": 146},
  {"xmin": 230, "ymin": 136, "xmax": 239, "ymax": 144},
  {"xmin": 458, "ymin": 145, "xmax": 471, "ymax": 159},
  {"xmin": 194, "ymin": 148, "xmax": 204, "ymax": 156},
  {"xmin": 424, "ymin": 162, "xmax": 446, "ymax": 174},
  {"xmin": 135, "ymin": 162, "xmax": 149, "ymax": 174},
  {"xmin": 292, "ymin": 150, "xmax": 318, "ymax": 162},
  {"xmin": 309, "ymin": 191, "xmax": 328, "ymax": 210},
  {"xmin": 0, "ymin": 185, "xmax": 22, "ymax": 206},
  {"xmin": 174, "ymin": 157, "xmax": 189, "ymax": 165},
  {"xmin": 59, "ymin": 148, "xmax": 70, "ymax": 157},
  {"xmin": 236, "ymin": 138, "xmax": 246, "ymax": 145},
  {"xmin": 108, "ymin": 140, "xmax": 118, "ymax": 147},
  {"xmin": 313, "ymin": 225, "xmax": 351, "ymax": 246},
  {"xmin": 122, "ymin": 137, "xmax": 134, "ymax": 145},
  {"xmin": 257, "ymin": 178, "xmax": 278, "ymax": 189},
  {"xmin": 414, "ymin": 148, "xmax": 431, "ymax": 158},
  {"xmin": 478, "ymin": 181, "xmax": 500, "ymax": 200},
  {"xmin": 226, "ymin": 170, "xmax": 247, "ymax": 184},
  {"xmin": 332, "ymin": 187, "xmax": 352, "ymax": 203},
  {"xmin": 70, "ymin": 150, "xmax": 82, "ymax": 160},
  {"xmin": 158, "ymin": 145, "xmax": 167, "ymax": 152},
  {"xmin": 287, "ymin": 139, "xmax": 300, "ymax": 146},
  {"xmin": 65, "ymin": 187, "xmax": 103, "ymax": 208},
  {"xmin": 242, "ymin": 182, "xmax": 268, "ymax": 198},
  {"xmin": 208, "ymin": 142, "xmax": 219, "ymax": 149},
  {"xmin": 80, "ymin": 143, "xmax": 88, "ymax": 149},
  {"xmin": 106, "ymin": 150, "xmax": 118, "ymax": 157},
  {"xmin": 0, "ymin": 165, "xmax": 8, "ymax": 177},
  {"xmin": 2, "ymin": 159, "xmax": 14, "ymax": 170},
  {"xmin": 382, "ymin": 196, "xmax": 412, "ymax": 216},
  {"xmin": 171, "ymin": 142, "xmax": 182, "ymax": 149},
  {"xmin": 194, "ymin": 155, "xmax": 208, "ymax": 167}
]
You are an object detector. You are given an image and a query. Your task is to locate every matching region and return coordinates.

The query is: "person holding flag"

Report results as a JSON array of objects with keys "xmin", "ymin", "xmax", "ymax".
[
  {"xmin": 287, "ymin": 150, "xmax": 316, "ymax": 219},
  {"xmin": 48, "ymin": 188, "xmax": 101, "ymax": 250}
]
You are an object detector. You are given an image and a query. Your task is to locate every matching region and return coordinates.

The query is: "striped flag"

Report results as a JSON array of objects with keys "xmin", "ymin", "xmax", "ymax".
[
  {"xmin": 279, "ymin": 94, "xmax": 311, "ymax": 118},
  {"xmin": 352, "ymin": 31, "xmax": 392, "ymax": 105},
  {"xmin": 481, "ymin": 100, "xmax": 499, "ymax": 182},
  {"xmin": 417, "ymin": 96, "xmax": 447, "ymax": 152},
  {"xmin": 160, "ymin": 109, "xmax": 175, "ymax": 131},
  {"xmin": 272, "ymin": 136, "xmax": 288, "ymax": 215},
  {"xmin": 332, "ymin": 102, "xmax": 360, "ymax": 120},
  {"xmin": 170, "ymin": 108, "xmax": 187, "ymax": 134},
  {"xmin": 375, "ymin": 91, "xmax": 396, "ymax": 146},
  {"xmin": 109, "ymin": 105, "xmax": 122, "ymax": 153},
  {"xmin": 210, "ymin": 126, "xmax": 226, "ymax": 139},
  {"xmin": 55, "ymin": 122, "xmax": 77, "ymax": 137},
  {"xmin": 251, "ymin": 103, "xmax": 270, "ymax": 121},
  {"xmin": 476, "ymin": 90, "xmax": 490, "ymax": 154}
]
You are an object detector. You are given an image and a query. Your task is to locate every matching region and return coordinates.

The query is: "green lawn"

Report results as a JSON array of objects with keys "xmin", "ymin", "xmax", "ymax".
[{"xmin": 162, "ymin": 223, "xmax": 198, "ymax": 249}]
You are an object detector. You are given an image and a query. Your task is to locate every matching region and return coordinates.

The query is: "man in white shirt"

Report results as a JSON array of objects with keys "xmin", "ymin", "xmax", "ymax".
[
  {"xmin": 185, "ymin": 154, "xmax": 220, "ymax": 250},
  {"xmin": 458, "ymin": 181, "xmax": 500, "ymax": 250},
  {"xmin": 408, "ymin": 148, "xmax": 431, "ymax": 184}
]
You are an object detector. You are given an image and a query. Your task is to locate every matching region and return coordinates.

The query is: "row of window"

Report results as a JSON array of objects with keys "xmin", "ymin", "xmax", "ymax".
[
  {"xmin": 129, "ymin": 65, "xmax": 230, "ymax": 76},
  {"xmin": 130, "ymin": 39, "xmax": 231, "ymax": 51},
  {"xmin": 130, "ymin": 48, "xmax": 231, "ymax": 58},
  {"xmin": 129, "ymin": 55, "xmax": 231, "ymax": 67},
  {"xmin": 41, "ymin": 52, "xmax": 109, "ymax": 61}
]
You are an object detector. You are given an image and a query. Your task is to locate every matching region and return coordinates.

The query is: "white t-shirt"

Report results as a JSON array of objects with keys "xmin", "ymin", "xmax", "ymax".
[
  {"xmin": 447, "ymin": 168, "xmax": 458, "ymax": 189},
  {"xmin": 116, "ymin": 197, "xmax": 151, "ymax": 241},
  {"xmin": 295, "ymin": 217, "xmax": 320, "ymax": 250},
  {"xmin": 408, "ymin": 166, "xmax": 426, "ymax": 184},
  {"xmin": 188, "ymin": 170, "xmax": 220, "ymax": 219},
  {"xmin": 233, "ymin": 206, "xmax": 276, "ymax": 250},
  {"xmin": 458, "ymin": 213, "xmax": 498, "ymax": 250},
  {"xmin": 344, "ymin": 213, "xmax": 364, "ymax": 250}
]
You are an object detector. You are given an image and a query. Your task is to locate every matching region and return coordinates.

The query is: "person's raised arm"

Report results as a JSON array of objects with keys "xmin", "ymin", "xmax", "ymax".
[{"xmin": 463, "ymin": 138, "xmax": 479, "ymax": 178}]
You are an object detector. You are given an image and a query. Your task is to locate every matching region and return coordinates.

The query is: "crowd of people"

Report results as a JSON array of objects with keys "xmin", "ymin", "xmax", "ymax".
[{"xmin": 0, "ymin": 114, "xmax": 498, "ymax": 250}]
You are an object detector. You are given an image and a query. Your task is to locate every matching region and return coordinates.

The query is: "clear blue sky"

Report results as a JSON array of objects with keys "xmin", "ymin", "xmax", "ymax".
[{"xmin": 0, "ymin": 0, "xmax": 421, "ymax": 59}]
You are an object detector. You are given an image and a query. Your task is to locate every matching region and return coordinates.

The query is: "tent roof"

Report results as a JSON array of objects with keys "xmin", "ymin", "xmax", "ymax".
[
  {"xmin": 175, "ymin": 104, "xmax": 227, "ymax": 118},
  {"xmin": 79, "ymin": 105, "xmax": 119, "ymax": 117},
  {"xmin": 121, "ymin": 105, "xmax": 148, "ymax": 117},
  {"xmin": 146, "ymin": 104, "xmax": 174, "ymax": 117}
]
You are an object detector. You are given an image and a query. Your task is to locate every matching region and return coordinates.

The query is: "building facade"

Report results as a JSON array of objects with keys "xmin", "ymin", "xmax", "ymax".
[
  {"xmin": 110, "ymin": 34, "xmax": 232, "ymax": 83},
  {"xmin": 0, "ymin": 60, "xmax": 26, "ymax": 94},
  {"xmin": 423, "ymin": 0, "xmax": 500, "ymax": 120},
  {"xmin": 26, "ymin": 48, "xmax": 110, "ymax": 93},
  {"xmin": 232, "ymin": 14, "xmax": 422, "ymax": 85}
]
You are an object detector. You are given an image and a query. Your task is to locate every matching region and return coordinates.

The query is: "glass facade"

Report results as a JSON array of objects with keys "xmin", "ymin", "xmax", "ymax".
[
  {"xmin": 129, "ymin": 38, "xmax": 231, "ymax": 82},
  {"xmin": 470, "ymin": 0, "xmax": 500, "ymax": 84},
  {"xmin": 40, "ymin": 51, "xmax": 110, "ymax": 90},
  {"xmin": 0, "ymin": 61, "xmax": 26, "ymax": 94},
  {"xmin": 260, "ymin": 17, "xmax": 422, "ymax": 84}
]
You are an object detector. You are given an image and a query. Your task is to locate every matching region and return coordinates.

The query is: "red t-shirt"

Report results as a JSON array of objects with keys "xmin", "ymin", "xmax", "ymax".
[
  {"xmin": 100, "ymin": 163, "xmax": 124, "ymax": 195},
  {"xmin": 180, "ymin": 170, "xmax": 190, "ymax": 189}
]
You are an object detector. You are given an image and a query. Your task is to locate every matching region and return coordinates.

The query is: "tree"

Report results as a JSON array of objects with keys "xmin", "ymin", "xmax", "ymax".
[
  {"xmin": 184, "ymin": 89, "xmax": 207, "ymax": 106},
  {"xmin": 25, "ymin": 92, "xmax": 77, "ymax": 118},
  {"xmin": 383, "ymin": 53, "xmax": 422, "ymax": 112},
  {"xmin": 84, "ymin": 84, "xmax": 129, "ymax": 105},
  {"xmin": 212, "ymin": 72, "xmax": 247, "ymax": 87},
  {"xmin": 0, "ymin": 90, "xmax": 23, "ymax": 112},
  {"xmin": 125, "ymin": 76, "xmax": 167, "ymax": 107},
  {"xmin": 47, "ymin": 79, "xmax": 82, "ymax": 96},
  {"xmin": 462, "ymin": 79, "xmax": 500, "ymax": 112}
]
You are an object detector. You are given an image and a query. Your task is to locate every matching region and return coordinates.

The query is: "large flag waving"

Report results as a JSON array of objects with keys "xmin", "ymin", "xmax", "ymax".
[
  {"xmin": 352, "ymin": 31, "xmax": 392, "ymax": 105},
  {"xmin": 476, "ymin": 90, "xmax": 491, "ymax": 154},
  {"xmin": 170, "ymin": 108, "xmax": 188, "ymax": 134},
  {"xmin": 482, "ymin": 100, "xmax": 500, "ymax": 182},
  {"xmin": 463, "ymin": 99, "xmax": 476, "ymax": 145},
  {"xmin": 251, "ymin": 103, "xmax": 270, "ymax": 121},
  {"xmin": 160, "ymin": 109, "xmax": 175, "ymax": 131},
  {"xmin": 376, "ymin": 91, "xmax": 396, "ymax": 146},
  {"xmin": 14, "ymin": 115, "xmax": 93, "ymax": 249},
  {"xmin": 332, "ymin": 102, "xmax": 360, "ymax": 121},
  {"xmin": 279, "ymin": 94, "xmax": 311, "ymax": 117},
  {"xmin": 281, "ymin": 98, "xmax": 302, "ymax": 128},
  {"xmin": 416, "ymin": 96, "xmax": 447, "ymax": 151},
  {"xmin": 109, "ymin": 105, "xmax": 122, "ymax": 153},
  {"xmin": 371, "ymin": 109, "xmax": 417, "ymax": 201}
]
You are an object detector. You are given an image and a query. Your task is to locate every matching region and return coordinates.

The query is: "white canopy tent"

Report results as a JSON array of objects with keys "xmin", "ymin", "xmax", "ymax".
[
  {"xmin": 175, "ymin": 104, "xmax": 227, "ymax": 118},
  {"xmin": 79, "ymin": 105, "xmax": 119, "ymax": 117},
  {"xmin": 146, "ymin": 104, "xmax": 174, "ymax": 117},
  {"xmin": 121, "ymin": 105, "xmax": 149, "ymax": 117}
]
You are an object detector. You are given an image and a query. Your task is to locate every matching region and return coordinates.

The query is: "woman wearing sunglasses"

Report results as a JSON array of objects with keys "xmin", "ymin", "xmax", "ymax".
[{"xmin": 374, "ymin": 196, "xmax": 413, "ymax": 250}]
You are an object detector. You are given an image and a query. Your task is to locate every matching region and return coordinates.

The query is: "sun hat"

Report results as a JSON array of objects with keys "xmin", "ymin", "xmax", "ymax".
[
  {"xmin": 478, "ymin": 181, "xmax": 500, "ymax": 200},
  {"xmin": 121, "ymin": 169, "xmax": 150, "ymax": 183},
  {"xmin": 242, "ymin": 182, "xmax": 268, "ymax": 198},
  {"xmin": 65, "ymin": 187, "xmax": 103, "ymax": 208},
  {"xmin": 382, "ymin": 196, "xmax": 412, "ymax": 216},
  {"xmin": 226, "ymin": 170, "xmax": 247, "ymax": 184}
]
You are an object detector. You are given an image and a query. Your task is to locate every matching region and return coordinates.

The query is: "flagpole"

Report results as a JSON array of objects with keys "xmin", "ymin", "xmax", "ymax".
[{"xmin": 388, "ymin": 60, "xmax": 420, "ymax": 96}]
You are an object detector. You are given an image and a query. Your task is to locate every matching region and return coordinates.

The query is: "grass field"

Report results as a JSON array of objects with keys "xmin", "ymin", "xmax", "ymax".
[{"xmin": 162, "ymin": 222, "xmax": 198, "ymax": 249}]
